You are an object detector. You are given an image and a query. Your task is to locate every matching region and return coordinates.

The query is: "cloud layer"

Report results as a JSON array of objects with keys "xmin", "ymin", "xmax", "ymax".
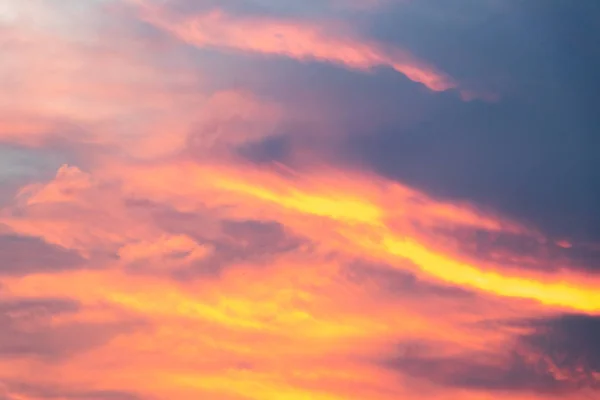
[{"xmin": 0, "ymin": 0, "xmax": 598, "ymax": 399}]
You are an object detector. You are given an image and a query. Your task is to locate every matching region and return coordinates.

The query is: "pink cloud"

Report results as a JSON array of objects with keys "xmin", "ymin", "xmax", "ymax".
[{"xmin": 133, "ymin": 1, "xmax": 456, "ymax": 92}]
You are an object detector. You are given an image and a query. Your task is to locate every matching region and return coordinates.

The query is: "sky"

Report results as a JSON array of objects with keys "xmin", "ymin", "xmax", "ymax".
[{"xmin": 0, "ymin": 0, "xmax": 599, "ymax": 399}]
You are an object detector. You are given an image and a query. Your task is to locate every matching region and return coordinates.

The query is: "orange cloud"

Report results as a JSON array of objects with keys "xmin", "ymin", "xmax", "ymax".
[
  {"xmin": 1, "ymin": 156, "xmax": 567, "ymax": 399},
  {"xmin": 97, "ymin": 160, "xmax": 599, "ymax": 314}
]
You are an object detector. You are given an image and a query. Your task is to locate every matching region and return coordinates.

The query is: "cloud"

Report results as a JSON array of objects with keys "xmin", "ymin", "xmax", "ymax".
[
  {"xmin": 221, "ymin": 219, "xmax": 308, "ymax": 255},
  {"xmin": 169, "ymin": 219, "xmax": 312, "ymax": 278},
  {"xmin": 519, "ymin": 314, "xmax": 600, "ymax": 387},
  {"xmin": 347, "ymin": 0, "xmax": 600, "ymax": 243},
  {"xmin": 0, "ymin": 0, "xmax": 205, "ymax": 162},
  {"xmin": 343, "ymin": 95, "xmax": 600, "ymax": 244},
  {"xmin": 133, "ymin": 0, "xmax": 456, "ymax": 92},
  {"xmin": 0, "ymin": 1, "xmax": 599, "ymax": 399},
  {"xmin": 2, "ymin": 381, "xmax": 145, "ymax": 400},
  {"xmin": 383, "ymin": 313, "xmax": 600, "ymax": 394},
  {"xmin": 0, "ymin": 297, "xmax": 142, "ymax": 361},
  {"xmin": 111, "ymin": 160, "xmax": 600, "ymax": 312},
  {"xmin": 0, "ymin": 235, "xmax": 85, "ymax": 276}
]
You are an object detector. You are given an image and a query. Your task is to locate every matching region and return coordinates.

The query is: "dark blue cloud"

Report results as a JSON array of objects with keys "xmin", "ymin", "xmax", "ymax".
[
  {"xmin": 124, "ymin": 200, "xmax": 312, "ymax": 279},
  {"xmin": 384, "ymin": 313, "xmax": 600, "ymax": 394},
  {"xmin": 384, "ymin": 349, "xmax": 564, "ymax": 394},
  {"xmin": 4, "ymin": 380, "xmax": 145, "ymax": 400},
  {"xmin": 0, "ymin": 234, "xmax": 85, "ymax": 275},
  {"xmin": 233, "ymin": 53, "xmax": 600, "ymax": 244},
  {"xmin": 0, "ymin": 297, "xmax": 144, "ymax": 361},
  {"xmin": 344, "ymin": 0, "xmax": 600, "ymax": 242},
  {"xmin": 428, "ymin": 226, "xmax": 600, "ymax": 274},
  {"xmin": 179, "ymin": 219, "xmax": 309, "ymax": 278},
  {"xmin": 188, "ymin": 0, "xmax": 600, "ymax": 245},
  {"xmin": 521, "ymin": 314, "xmax": 600, "ymax": 379}
]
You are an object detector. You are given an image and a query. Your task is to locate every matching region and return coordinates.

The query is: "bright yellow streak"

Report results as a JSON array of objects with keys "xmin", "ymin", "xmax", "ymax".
[
  {"xmin": 203, "ymin": 169, "xmax": 600, "ymax": 314},
  {"xmin": 169, "ymin": 372, "xmax": 348, "ymax": 400},
  {"xmin": 14, "ymin": 268, "xmax": 378, "ymax": 341},
  {"xmin": 381, "ymin": 236, "xmax": 600, "ymax": 312},
  {"xmin": 212, "ymin": 177, "xmax": 382, "ymax": 225},
  {"xmin": 107, "ymin": 290, "xmax": 369, "ymax": 338}
]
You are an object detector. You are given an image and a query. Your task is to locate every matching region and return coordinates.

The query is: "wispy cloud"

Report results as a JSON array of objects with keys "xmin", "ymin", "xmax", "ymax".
[{"xmin": 132, "ymin": 0, "xmax": 456, "ymax": 92}]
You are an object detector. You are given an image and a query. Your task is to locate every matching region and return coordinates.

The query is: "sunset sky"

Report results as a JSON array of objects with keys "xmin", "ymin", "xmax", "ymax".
[{"xmin": 1, "ymin": 0, "xmax": 600, "ymax": 399}]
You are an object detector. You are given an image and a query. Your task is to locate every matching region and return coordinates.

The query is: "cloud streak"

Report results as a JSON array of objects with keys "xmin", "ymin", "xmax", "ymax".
[{"xmin": 133, "ymin": 0, "xmax": 456, "ymax": 92}]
